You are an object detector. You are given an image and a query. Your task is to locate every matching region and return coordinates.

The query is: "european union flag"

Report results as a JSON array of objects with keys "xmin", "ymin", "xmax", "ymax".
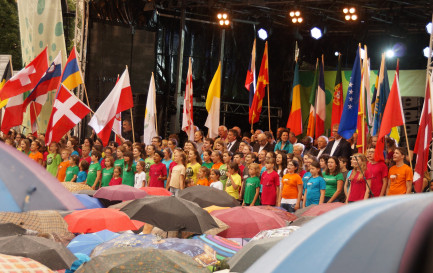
[{"xmin": 338, "ymin": 46, "xmax": 362, "ymax": 139}]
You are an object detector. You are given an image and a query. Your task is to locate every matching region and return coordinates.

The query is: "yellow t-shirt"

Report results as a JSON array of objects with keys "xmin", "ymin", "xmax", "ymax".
[
  {"xmin": 225, "ymin": 173, "xmax": 242, "ymax": 199},
  {"xmin": 186, "ymin": 162, "xmax": 201, "ymax": 184}
]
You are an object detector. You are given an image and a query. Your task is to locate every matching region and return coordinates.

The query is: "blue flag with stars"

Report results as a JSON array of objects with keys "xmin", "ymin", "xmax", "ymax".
[{"xmin": 338, "ymin": 47, "xmax": 362, "ymax": 139}]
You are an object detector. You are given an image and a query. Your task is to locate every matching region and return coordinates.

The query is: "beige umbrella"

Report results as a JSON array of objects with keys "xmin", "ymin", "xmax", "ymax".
[
  {"xmin": 0, "ymin": 210, "xmax": 69, "ymax": 235},
  {"xmin": 61, "ymin": 182, "xmax": 92, "ymax": 192}
]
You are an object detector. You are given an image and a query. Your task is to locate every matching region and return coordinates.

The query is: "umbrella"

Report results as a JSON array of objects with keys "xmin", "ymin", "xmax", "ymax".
[
  {"xmin": 288, "ymin": 216, "xmax": 316, "ymax": 226},
  {"xmin": 76, "ymin": 247, "xmax": 210, "ymax": 273},
  {"xmin": 64, "ymin": 208, "xmax": 137, "ymax": 233},
  {"xmin": 61, "ymin": 182, "xmax": 92, "ymax": 193},
  {"xmin": 228, "ymin": 237, "xmax": 283, "ymax": 272},
  {"xmin": 91, "ymin": 233, "xmax": 218, "ymax": 267},
  {"xmin": 121, "ymin": 196, "xmax": 219, "ymax": 233},
  {"xmin": 300, "ymin": 202, "xmax": 345, "ymax": 217},
  {"xmin": 247, "ymin": 193, "xmax": 433, "ymax": 273},
  {"xmin": 0, "ymin": 210, "xmax": 69, "ymax": 234},
  {"xmin": 141, "ymin": 186, "xmax": 172, "ymax": 196},
  {"xmin": 204, "ymin": 205, "xmax": 230, "ymax": 213},
  {"xmin": 178, "ymin": 185, "xmax": 240, "ymax": 208},
  {"xmin": 192, "ymin": 234, "xmax": 242, "ymax": 260},
  {"xmin": 255, "ymin": 206, "xmax": 297, "ymax": 222},
  {"xmin": 73, "ymin": 194, "xmax": 104, "ymax": 209},
  {"xmin": 0, "ymin": 235, "xmax": 76, "ymax": 270},
  {"xmin": 0, "ymin": 254, "xmax": 54, "ymax": 273},
  {"xmin": 93, "ymin": 185, "xmax": 148, "ymax": 201},
  {"xmin": 250, "ymin": 226, "xmax": 300, "ymax": 241},
  {"xmin": 210, "ymin": 207, "xmax": 286, "ymax": 238},
  {"xmin": 67, "ymin": 229, "xmax": 119, "ymax": 256},
  {"xmin": 0, "ymin": 223, "xmax": 26, "ymax": 237},
  {"xmin": 75, "ymin": 189, "xmax": 97, "ymax": 196},
  {"xmin": 108, "ymin": 200, "xmax": 133, "ymax": 210},
  {"xmin": 0, "ymin": 142, "xmax": 83, "ymax": 212},
  {"xmin": 151, "ymin": 216, "xmax": 229, "ymax": 238}
]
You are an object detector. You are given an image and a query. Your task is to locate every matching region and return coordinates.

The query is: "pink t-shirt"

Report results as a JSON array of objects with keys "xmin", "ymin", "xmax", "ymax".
[
  {"xmin": 348, "ymin": 171, "xmax": 367, "ymax": 202},
  {"xmin": 260, "ymin": 171, "xmax": 280, "ymax": 206},
  {"xmin": 149, "ymin": 162, "xmax": 167, "ymax": 187},
  {"xmin": 109, "ymin": 177, "xmax": 122, "ymax": 186},
  {"xmin": 365, "ymin": 162, "xmax": 388, "ymax": 197}
]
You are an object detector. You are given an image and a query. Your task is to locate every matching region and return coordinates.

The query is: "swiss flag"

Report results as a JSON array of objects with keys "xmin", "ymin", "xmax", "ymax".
[
  {"xmin": 45, "ymin": 84, "xmax": 91, "ymax": 144},
  {"xmin": 88, "ymin": 68, "xmax": 133, "ymax": 146},
  {"xmin": 0, "ymin": 48, "xmax": 48, "ymax": 101}
]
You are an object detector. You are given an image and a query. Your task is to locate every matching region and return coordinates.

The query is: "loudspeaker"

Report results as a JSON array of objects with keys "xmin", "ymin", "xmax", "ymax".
[
  {"xmin": 400, "ymin": 136, "xmax": 417, "ymax": 150},
  {"xmin": 404, "ymin": 109, "xmax": 421, "ymax": 124},
  {"xmin": 405, "ymin": 123, "xmax": 418, "ymax": 137},
  {"xmin": 402, "ymin": 97, "xmax": 423, "ymax": 110}
]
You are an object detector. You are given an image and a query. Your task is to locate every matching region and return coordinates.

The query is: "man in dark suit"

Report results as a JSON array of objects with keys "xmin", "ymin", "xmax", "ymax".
[
  {"xmin": 323, "ymin": 124, "xmax": 352, "ymax": 159},
  {"xmin": 253, "ymin": 133, "xmax": 274, "ymax": 154},
  {"xmin": 226, "ymin": 129, "xmax": 241, "ymax": 153}
]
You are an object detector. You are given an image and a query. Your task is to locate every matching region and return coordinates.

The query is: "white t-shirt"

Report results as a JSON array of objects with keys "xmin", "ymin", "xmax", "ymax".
[
  {"xmin": 210, "ymin": 181, "xmax": 224, "ymax": 190},
  {"xmin": 134, "ymin": 171, "xmax": 146, "ymax": 189}
]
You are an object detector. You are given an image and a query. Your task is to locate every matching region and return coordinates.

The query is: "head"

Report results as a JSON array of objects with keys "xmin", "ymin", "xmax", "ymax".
[
  {"xmin": 218, "ymin": 126, "xmax": 228, "ymax": 139},
  {"xmin": 319, "ymin": 154, "xmax": 330, "ymax": 170},
  {"xmin": 203, "ymin": 138, "xmax": 214, "ymax": 150},
  {"xmin": 301, "ymin": 136, "xmax": 313, "ymax": 148},
  {"xmin": 60, "ymin": 149, "xmax": 71, "ymax": 160},
  {"xmin": 174, "ymin": 150, "xmax": 187, "ymax": 166},
  {"xmin": 292, "ymin": 155, "xmax": 304, "ymax": 173},
  {"xmin": 168, "ymin": 138, "xmax": 177, "ymax": 150},
  {"xmin": 351, "ymin": 153, "xmax": 367, "ymax": 171},
  {"xmin": 79, "ymin": 160, "xmax": 90, "ymax": 172},
  {"xmin": 198, "ymin": 166, "xmax": 210, "ymax": 179},
  {"xmin": 280, "ymin": 129, "xmax": 289, "ymax": 143},
  {"xmin": 265, "ymin": 158, "xmax": 276, "ymax": 171},
  {"xmin": 210, "ymin": 169, "xmax": 221, "ymax": 182},
  {"xmin": 211, "ymin": 150, "xmax": 223, "ymax": 163},
  {"xmin": 184, "ymin": 141, "xmax": 197, "ymax": 153},
  {"xmin": 116, "ymin": 146, "xmax": 125, "ymax": 159},
  {"xmin": 248, "ymin": 163, "xmax": 261, "ymax": 177},
  {"xmin": 146, "ymin": 144, "xmax": 156, "ymax": 156},
  {"xmin": 122, "ymin": 119, "xmax": 132, "ymax": 132},
  {"xmin": 113, "ymin": 166, "xmax": 122, "ymax": 177},
  {"xmin": 136, "ymin": 160, "xmax": 146, "ymax": 172},
  {"xmin": 257, "ymin": 133, "xmax": 267, "ymax": 147},
  {"xmin": 223, "ymin": 151, "xmax": 233, "ymax": 164},
  {"xmin": 83, "ymin": 137, "xmax": 94, "ymax": 148},
  {"xmin": 293, "ymin": 143, "xmax": 305, "ymax": 156},
  {"xmin": 91, "ymin": 151, "xmax": 102, "ymax": 162},
  {"xmin": 194, "ymin": 131, "xmax": 204, "ymax": 143},
  {"xmin": 94, "ymin": 138, "xmax": 103, "ymax": 147},
  {"xmin": 49, "ymin": 142, "xmax": 60, "ymax": 154},
  {"xmin": 104, "ymin": 146, "xmax": 113, "ymax": 157},
  {"xmin": 163, "ymin": 148, "xmax": 172, "ymax": 160},
  {"xmin": 370, "ymin": 136, "xmax": 378, "ymax": 147},
  {"xmin": 20, "ymin": 139, "xmax": 30, "ymax": 151},
  {"xmin": 227, "ymin": 129, "xmax": 238, "ymax": 142},
  {"xmin": 228, "ymin": 162, "xmax": 240, "ymax": 174},
  {"xmin": 214, "ymin": 140, "xmax": 226, "ymax": 152},
  {"xmin": 309, "ymin": 161, "xmax": 322, "ymax": 176},
  {"xmin": 366, "ymin": 146, "xmax": 375, "ymax": 162},
  {"xmin": 317, "ymin": 136, "xmax": 329, "ymax": 149},
  {"xmin": 338, "ymin": 156, "xmax": 349, "ymax": 170},
  {"xmin": 30, "ymin": 140, "xmax": 41, "ymax": 152},
  {"xmin": 188, "ymin": 149, "xmax": 202, "ymax": 164},
  {"xmin": 326, "ymin": 156, "xmax": 340, "ymax": 175},
  {"xmin": 153, "ymin": 150, "xmax": 164, "ymax": 163},
  {"xmin": 151, "ymin": 136, "xmax": 162, "ymax": 148},
  {"xmin": 332, "ymin": 124, "xmax": 342, "ymax": 140},
  {"xmin": 202, "ymin": 150, "xmax": 212, "ymax": 162},
  {"xmin": 289, "ymin": 132, "xmax": 297, "ymax": 144},
  {"xmin": 69, "ymin": 155, "xmax": 80, "ymax": 166},
  {"xmin": 233, "ymin": 152, "xmax": 244, "ymax": 165},
  {"xmin": 123, "ymin": 151, "xmax": 133, "ymax": 166},
  {"xmin": 258, "ymin": 150, "xmax": 267, "ymax": 163},
  {"xmin": 287, "ymin": 160, "xmax": 299, "ymax": 174},
  {"xmin": 393, "ymin": 147, "xmax": 407, "ymax": 163},
  {"xmin": 264, "ymin": 131, "xmax": 274, "ymax": 144},
  {"xmin": 104, "ymin": 156, "xmax": 114, "ymax": 168}
]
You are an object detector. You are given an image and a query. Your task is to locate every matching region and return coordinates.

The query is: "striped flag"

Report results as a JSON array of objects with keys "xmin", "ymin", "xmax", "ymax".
[
  {"xmin": 245, "ymin": 39, "xmax": 256, "ymax": 115},
  {"xmin": 143, "ymin": 72, "xmax": 158, "ymax": 145},
  {"xmin": 306, "ymin": 59, "xmax": 319, "ymax": 137},
  {"xmin": 331, "ymin": 54, "xmax": 344, "ymax": 130},
  {"xmin": 182, "ymin": 57, "xmax": 195, "ymax": 141},
  {"xmin": 250, "ymin": 42, "xmax": 269, "ymax": 124},
  {"xmin": 204, "ymin": 63, "xmax": 222, "ymax": 138},
  {"xmin": 286, "ymin": 61, "xmax": 302, "ymax": 135},
  {"xmin": 315, "ymin": 55, "xmax": 326, "ymax": 138}
]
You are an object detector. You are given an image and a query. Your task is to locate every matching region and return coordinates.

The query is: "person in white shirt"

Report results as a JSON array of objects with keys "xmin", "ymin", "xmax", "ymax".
[{"xmin": 209, "ymin": 169, "xmax": 224, "ymax": 190}]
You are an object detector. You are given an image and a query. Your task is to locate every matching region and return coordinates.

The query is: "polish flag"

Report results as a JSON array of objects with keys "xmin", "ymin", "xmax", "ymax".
[{"xmin": 88, "ymin": 68, "xmax": 133, "ymax": 146}]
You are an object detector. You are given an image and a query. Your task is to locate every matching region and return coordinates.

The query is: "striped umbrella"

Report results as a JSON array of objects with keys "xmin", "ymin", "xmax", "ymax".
[{"xmin": 192, "ymin": 234, "xmax": 242, "ymax": 260}]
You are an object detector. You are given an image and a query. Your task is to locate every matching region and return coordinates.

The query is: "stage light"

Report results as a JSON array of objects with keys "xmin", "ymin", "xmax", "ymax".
[
  {"xmin": 217, "ymin": 14, "xmax": 222, "ymax": 19},
  {"xmin": 335, "ymin": 51, "xmax": 340, "ymax": 56},
  {"xmin": 349, "ymin": 7, "xmax": 356, "ymax": 14},
  {"xmin": 424, "ymin": 47, "xmax": 433, "ymax": 58},
  {"xmin": 290, "ymin": 11, "xmax": 295, "ymax": 17},
  {"xmin": 351, "ymin": 15, "xmax": 357, "ymax": 20},
  {"xmin": 289, "ymin": 10, "xmax": 302, "ymax": 23},
  {"xmin": 343, "ymin": 8, "xmax": 348, "ymax": 14},
  {"xmin": 295, "ymin": 11, "xmax": 300, "ymax": 17},
  {"xmin": 310, "ymin": 27, "xmax": 323, "ymax": 40},
  {"xmin": 386, "ymin": 49, "xmax": 395, "ymax": 58},
  {"xmin": 224, "ymin": 20, "xmax": 229, "ymax": 25},
  {"xmin": 345, "ymin": 15, "xmax": 351, "ymax": 21},
  {"xmin": 217, "ymin": 12, "xmax": 230, "ymax": 26},
  {"xmin": 258, "ymin": 28, "xmax": 268, "ymax": 40},
  {"xmin": 427, "ymin": 22, "xmax": 432, "ymax": 34},
  {"xmin": 292, "ymin": 18, "xmax": 297, "ymax": 23},
  {"xmin": 343, "ymin": 7, "xmax": 358, "ymax": 21},
  {"xmin": 298, "ymin": 17, "xmax": 303, "ymax": 23}
]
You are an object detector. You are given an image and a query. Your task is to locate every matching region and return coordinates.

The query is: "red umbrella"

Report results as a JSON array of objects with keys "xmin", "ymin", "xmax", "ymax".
[
  {"xmin": 301, "ymin": 203, "xmax": 345, "ymax": 217},
  {"xmin": 256, "ymin": 206, "xmax": 297, "ymax": 222},
  {"xmin": 93, "ymin": 185, "xmax": 148, "ymax": 201},
  {"xmin": 211, "ymin": 207, "xmax": 286, "ymax": 238},
  {"xmin": 140, "ymin": 187, "xmax": 172, "ymax": 196},
  {"xmin": 64, "ymin": 208, "xmax": 137, "ymax": 233}
]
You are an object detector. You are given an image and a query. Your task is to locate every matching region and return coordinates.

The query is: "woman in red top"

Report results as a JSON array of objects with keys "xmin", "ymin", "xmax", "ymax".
[
  {"xmin": 346, "ymin": 153, "xmax": 370, "ymax": 203},
  {"xmin": 261, "ymin": 158, "xmax": 280, "ymax": 206}
]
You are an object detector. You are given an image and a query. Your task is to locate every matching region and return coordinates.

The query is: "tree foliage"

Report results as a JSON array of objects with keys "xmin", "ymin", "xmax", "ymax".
[{"xmin": 0, "ymin": 0, "xmax": 22, "ymax": 69}]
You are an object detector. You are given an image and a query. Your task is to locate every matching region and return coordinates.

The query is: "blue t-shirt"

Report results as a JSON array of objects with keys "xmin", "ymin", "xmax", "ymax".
[
  {"xmin": 162, "ymin": 159, "xmax": 173, "ymax": 188},
  {"xmin": 302, "ymin": 172, "xmax": 312, "ymax": 192},
  {"xmin": 305, "ymin": 176, "xmax": 326, "ymax": 207},
  {"xmin": 77, "ymin": 171, "xmax": 87, "ymax": 183}
]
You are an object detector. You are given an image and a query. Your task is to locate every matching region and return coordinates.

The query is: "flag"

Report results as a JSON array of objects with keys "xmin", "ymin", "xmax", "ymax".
[
  {"xmin": 245, "ymin": 39, "xmax": 256, "ymax": 112},
  {"xmin": 61, "ymin": 47, "xmax": 83, "ymax": 91},
  {"xmin": 413, "ymin": 73, "xmax": 433, "ymax": 192},
  {"xmin": 143, "ymin": 72, "xmax": 158, "ymax": 145},
  {"xmin": 374, "ymin": 72, "xmax": 405, "ymax": 162},
  {"xmin": 182, "ymin": 57, "xmax": 195, "ymax": 141},
  {"xmin": 356, "ymin": 48, "xmax": 371, "ymax": 153},
  {"xmin": 1, "ymin": 94, "xmax": 25, "ymax": 134},
  {"xmin": 0, "ymin": 57, "xmax": 13, "ymax": 109},
  {"xmin": 315, "ymin": 56, "xmax": 326, "ymax": 138},
  {"xmin": 372, "ymin": 54, "xmax": 390, "ymax": 136},
  {"xmin": 45, "ymin": 84, "xmax": 91, "ymax": 144},
  {"xmin": 250, "ymin": 42, "xmax": 269, "ymax": 124},
  {"xmin": 0, "ymin": 48, "xmax": 48, "ymax": 101},
  {"xmin": 23, "ymin": 52, "xmax": 62, "ymax": 134},
  {"xmin": 114, "ymin": 113, "xmax": 122, "ymax": 145},
  {"xmin": 338, "ymin": 46, "xmax": 362, "ymax": 139},
  {"xmin": 89, "ymin": 68, "xmax": 133, "ymax": 146},
  {"xmin": 306, "ymin": 59, "xmax": 319, "ymax": 137},
  {"xmin": 286, "ymin": 61, "xmax": 302, "ymax": 135},
  {"xmin": 389, "ymin": 59, "xmax": 400, "ymax": 143},
  {"xmin": 331, "ymin": 54, "xmax": 344, "ymax": 129},
  {"xmin": 204, "ymin": 62, "xmax": 222, "ymax": 138}
]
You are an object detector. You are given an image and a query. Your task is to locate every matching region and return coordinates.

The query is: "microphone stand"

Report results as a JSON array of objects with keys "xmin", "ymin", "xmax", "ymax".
[{"xmin": 354, "ymin": 155, "xmax": 374, "ymax": 198}]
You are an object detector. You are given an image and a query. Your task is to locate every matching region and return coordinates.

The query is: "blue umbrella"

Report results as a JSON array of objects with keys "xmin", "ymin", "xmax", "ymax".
[
  {"xmin": 247, "ymin": 193, "xmax": 433, "ymax": 273},
  {"xmin": 0, "ymin": 142, "xmax": 83, "ymax": 212},
  {"xmin": 67, "ymin": 229, "xmax": 119, "ymax": 256},
  {"xmin": 73, "ymin": 194, "xmax": 104, "ymax": 209}
]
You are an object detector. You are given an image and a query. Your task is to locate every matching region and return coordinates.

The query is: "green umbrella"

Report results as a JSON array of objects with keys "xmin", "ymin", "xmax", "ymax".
[
  {"xmin": 121, "ymin": 196, "xmax": 219, "ymax": 234},
  {"xmin": 76, "ymin": 247, "xmax": 210, "ymax": 273}
]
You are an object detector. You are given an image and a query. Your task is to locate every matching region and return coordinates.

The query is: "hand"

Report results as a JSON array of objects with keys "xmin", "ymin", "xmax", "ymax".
[{"xmin": 294, "ymin": 203, "xmax": 299, "ymax": 210}]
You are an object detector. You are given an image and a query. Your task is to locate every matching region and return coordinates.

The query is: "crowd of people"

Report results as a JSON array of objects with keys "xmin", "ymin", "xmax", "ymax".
[{"xmin": 1, "ymin": 119, "xmax": 429, "ymax": 213}]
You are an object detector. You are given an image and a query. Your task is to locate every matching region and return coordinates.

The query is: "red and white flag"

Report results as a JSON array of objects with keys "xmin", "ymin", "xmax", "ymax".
[
  {"xmin": 0, "ymin": 48, "xmax": 48, "ymax": 101},
  {"xmin": 45, "ymin": 84, "xmax": 91, "ymax": 144},
  {"xmin": 113, "ymin": 112, "xmax": 122, "ymax": 145},
  {"xmin": 413, "ymin": 73, "xmax": 433, "ymax": 192},
  {"xmin": 88, "ymin": 68, "xmax": 133, "ymax": 146},
  {"xmin": 182, "ymin": 57, "xmax": 195, "ymax": 141},
  {"xmin": 1, "ymin": 94, "xmax": 25, "ymax": 135}
]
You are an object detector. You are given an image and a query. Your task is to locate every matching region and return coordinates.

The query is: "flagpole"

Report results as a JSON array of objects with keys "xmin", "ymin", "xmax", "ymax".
[
  {"xmin": 31, "ymin": 103, "xmax": 41, "ymax": 134},
  {"xmin": 129, "ymin": 108, "xmax": 136, "ymax": 143},
  {"xmin": 267, "ymin": 85, "xmax": 271, "ymax": 132},
  {"xmin": 402, "ymin": 123, "xmax": 413, "ymax": 169}
]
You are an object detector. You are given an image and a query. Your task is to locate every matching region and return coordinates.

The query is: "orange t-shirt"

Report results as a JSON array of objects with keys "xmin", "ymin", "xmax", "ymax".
[
  {"xmin": 57, "ymin": 161, "xmax": 70, "ymax": 182},
  {"xmin": 197, "ymin": 178, "xmax": 210, "ymax": 186},
  {"xmin": 387, "ymin": 164, "xmax": 413, "ymax": 195},
  {"xmin": 29, "ymin": 152, "xmax": 43, "ymax": 163},
  {"xmin": 281, "ymin": 173, "xmax": 303, "ymax": 199},
  {"xmin": 212, "ymin": 162, "xmax": 223, "ymax": 170}
]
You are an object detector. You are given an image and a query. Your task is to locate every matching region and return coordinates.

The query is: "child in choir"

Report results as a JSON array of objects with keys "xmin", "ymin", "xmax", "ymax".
[
  {"xmin": 202, "ymin": 150, "xmax": 214, "ymax": 169},
  {"xmin": 122, "ymin": 151, "xmax": 136, "ymax": 187},
  {"xmin": 80, "ymin": 145, "xmax": 92, "ymax": 164},
  {"xmin": 242, "ymin": 163, "xmax": 261, "ymax": 206},
  {"xmin": 46, "ymin": 142, "xmax": 61, "ymax": 177},
  {"xmin": 29, "ymin": 141, "xmax": 43, "ymax": 165},
  {"xmin": 114, "ymin": 146, "xmax": 125, "ymax": 168},
  {"xmin": 197, "ymin": 167, "xmax": 210, "ymax": 186},
  {"xmin": 166, "ymin": 150, "xmax": 186, "ymax": 196},
  {"xmin": 76, "ymin": 160, "xmax": 89, "ymax": 183},
  {"xmin": 225, "ymin": 162, "xmax": 242, "ymax": 200},
  {"xmin": 110, "ymin": 167, "xmax": 123, "ymax": 186},
  {"xmin": 303, "ymin": 161, "xmax": 326, "ymax": 207},
  {"xmin": 135, "ymin": 161, "xmax": 146, "ymax": 188},
  {"xmin": 101, "ymin": 156, "xmax": 114, "ymax": 187},
  {"xmin": 149, "ymin": 150, "xmax": 167, "ymax": 188},
  {"xmin": 209, "ymin": 169, "xmax": 223, "ymax": 190},
  {"xmin": 57, "ymin": 149, "xmax": 71, "ymax": 182},
  {"xmin": 64, "ymin": 155, "xmax": 80, "ymax": 182},
  {"xmin": 86, "ymin": 151, "xmax": 102, "ymax": 190},
  {"xmin": 260, "ymin": 158, "xmax": 280, "ymax": 206}
]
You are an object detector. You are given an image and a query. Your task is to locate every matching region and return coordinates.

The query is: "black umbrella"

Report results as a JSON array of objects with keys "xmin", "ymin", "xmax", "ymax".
[
  {"xmin": 121, "ymin": 196, "xmax": 219, "ymax": 234},
  {"xmin": 0, "ymin": 235, "xmax": 76, "ymax": 270},
  {"xmin": 0, "ymin": 223, "xmax": 26, "ymax": 237},
  {"xmin": 178, "ymin": 185, "xmax": 240, "ymax": 208}
]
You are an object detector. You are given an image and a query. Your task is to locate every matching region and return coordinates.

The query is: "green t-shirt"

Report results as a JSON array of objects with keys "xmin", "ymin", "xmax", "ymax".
[
  {"xmin": 64, "ymin": 165, "xmax": 79, "ymax": 182},
  {"xmin": 114, "ymin": 159, "xmax": 124, "ymax": 168},
  {"xmin": 144, "ymin": 157, "xmax": 155, "ymax": 182},
  {"xmin": 202, "ymin": 162, "xmax": 214, "ymax": 169},
  {"xmin": 219, "ymin": 164, "xmax": 228, "ymax": 188},
  {"xmin": 86, "ymin": 162, "xmax": 102, "ymax": 187},
  {"xmin": 101, "ymin": 168, "xmax": 114, "ymax": 187},
  {"xmin": 244, "ymin": 176, "xmax": 261, "ymax": 205},
  {"xmin": 122, "ymin": 163, "xmax": 136, "ymax": 187},
  {"xmin": 323, "ymin": 172, "xmax": 345, "ymax": 198},
  {"xmin": 46, "ymin": 153, "xmax": 62, "ymax": 176}
]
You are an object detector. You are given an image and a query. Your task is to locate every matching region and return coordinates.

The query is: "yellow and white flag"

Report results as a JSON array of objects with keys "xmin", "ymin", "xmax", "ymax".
[
  {"xmin": 204, "ymin": 63, "xmax": 221, "ymax": 138},
  {"xmin": 143, "ymin": 72, "xmax": 158, "ymax": 145}
]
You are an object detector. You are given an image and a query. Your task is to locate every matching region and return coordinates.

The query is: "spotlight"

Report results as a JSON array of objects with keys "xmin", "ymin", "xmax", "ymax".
[
  {"xmin": 335, "ymin": 51, "xmax": 340, "ymax": 56},
  {"xmin": 343, "ymin": 8, "xmax": 348, "ymax": 14},
  {"xmin": 219, "ymin": 20, "xmax": 224, "ymax": 26},
  {"xmin": 310, "ymin": 27, "xmax": 323, "ymax": 40},
  {"xmin": 258, "ymin": 28, "xmax": 268, "ymax": 40},
  {"xmin": 217, "ymin": 14, "xmax": 222, "ymax": 19},
  {"xmin": 386, "ymin": 49, "xmax": 395, "ymax": 58},
  {"xmin": 223, "ymin": 14, "xmax": 227, "ymax": 19},
  {"xmin": 298, "ymin": 17, "xmax": 303, "ymax": 23},
  {"xmin": 292, "ymin": 18, "xmax": 297, "ymax": 23},
  {"xmin": 424, "ymin": 47, "xmax": 433, "ymax": 58},
  {"xmin": 224, "ymin": 20, "xmax": 229, "ymax": 25},
  {"xmin": 345, "ymin": 15, "xmax": 351, "ymax": 21},
  {"xmin": 295, "ymin": 11, "xmax": 300, "ymax": 17},
  {"xmin": 289, "ymin": 10, "xmax": 302, "ymax": 23},
  {"xmin": 290, "ymin": 11, "xmax": 295, "ymax": 17},
  {"xmin": 343, "ymin": 7, "xmax": 358, "ymax": 21},
  {"xmin": 427, "ymin": 22, "xmax": 432, "ymax": 34},
  {"xmin": 217, "ymin": 12, "xmax": 230, "ymax": 26},
  {"xmin": 349, "ymin": 7, "xmax": 356, "ymax": 14},
  {"xmin": 351, "ymin": 15, "xmax": 357, "ymax": 20}
]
